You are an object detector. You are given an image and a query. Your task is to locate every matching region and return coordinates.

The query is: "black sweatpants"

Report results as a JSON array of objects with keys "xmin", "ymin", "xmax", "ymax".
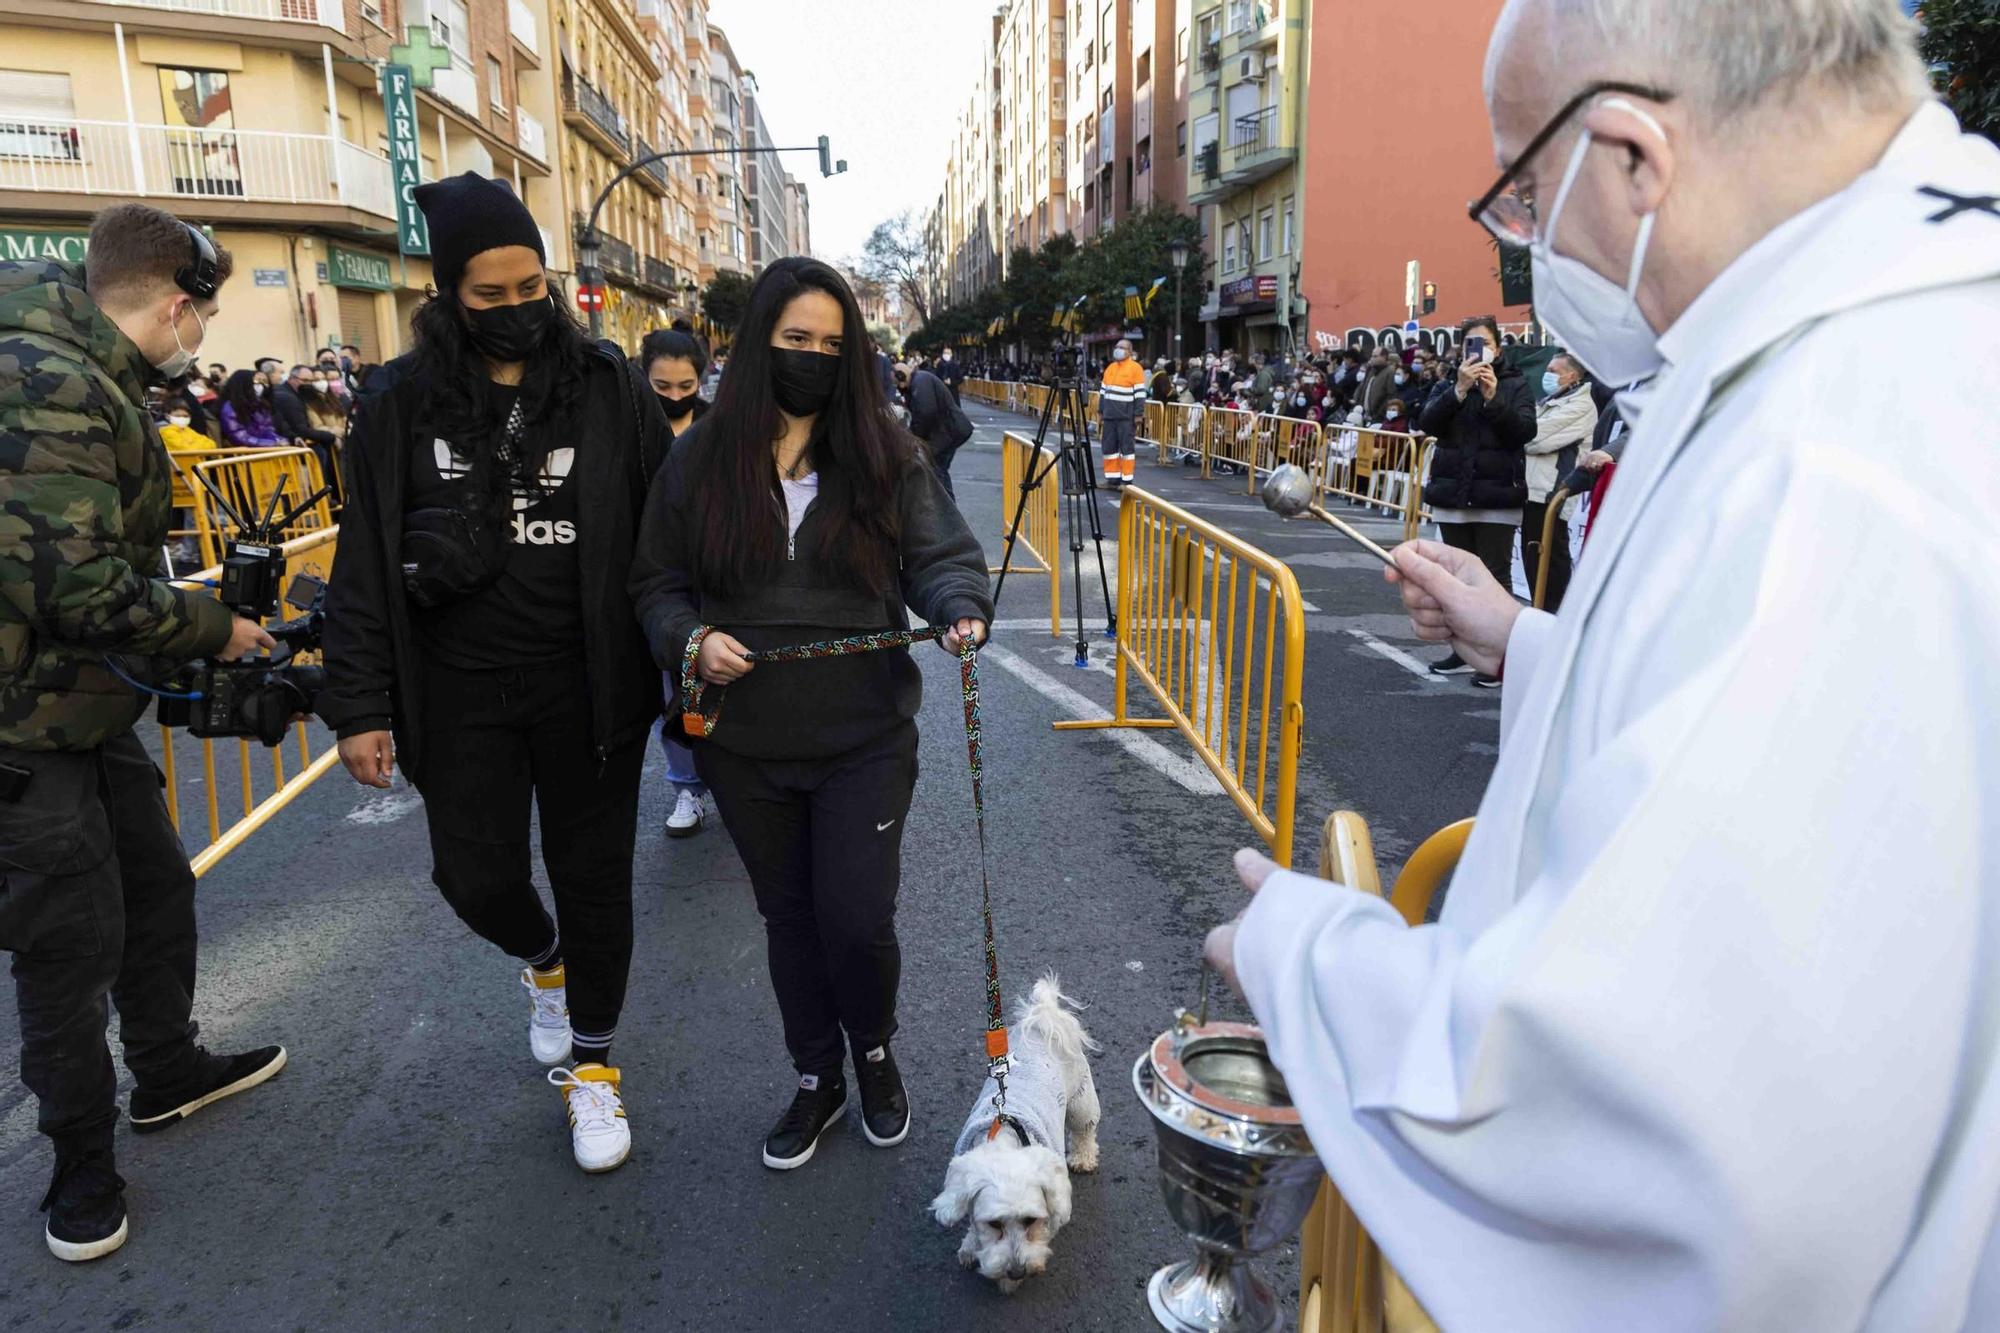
[
  {"xmin": 1520, "ymin": 500, "xmax": 1572, "ymax": 611},
  {"xmin": 695, "ymin": 721, "xmax": 919, "ymax": 1076},
  {"xmin": 415, "ymin": 660, "xmax": 643, "ymax": 1053},
  {"xmin": 4, "ymin": 731, "xmax": 204, "ymax": 1153},
  {"xmin": 1438, "ymin": 520, "xmax": 1517, "ymax": 593}
]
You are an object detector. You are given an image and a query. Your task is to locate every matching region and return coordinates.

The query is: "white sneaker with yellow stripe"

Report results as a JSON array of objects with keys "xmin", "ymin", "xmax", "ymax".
[
  {"xmin": 521, "ymin": 965, "xmax": 572, "ymax": 1066},
  {"xmin": 549, "ymin": 1064, "xmax": 630, "ymax": 1172}
]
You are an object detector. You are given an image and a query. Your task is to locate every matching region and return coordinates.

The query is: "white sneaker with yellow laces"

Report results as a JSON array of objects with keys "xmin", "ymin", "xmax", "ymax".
[{"xmin": 549, "ymin": 1064, "xmax": 630, "ymax": 1173}]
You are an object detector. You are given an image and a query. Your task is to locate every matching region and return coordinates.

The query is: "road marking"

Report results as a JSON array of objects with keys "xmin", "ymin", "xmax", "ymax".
[
  {"xmin": 346, "ymin": 790, "xmax": 424, "ymax": 824},
  {"xmin": 979, "ymin": 643, "xmax": 1224, "ymax": 796},
  {"xmin": 1345, "ymin": 628, "xmax": 1450, "ymax": 681}
]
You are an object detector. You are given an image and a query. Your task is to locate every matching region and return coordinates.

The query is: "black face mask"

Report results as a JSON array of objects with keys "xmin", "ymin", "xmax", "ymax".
[
  {"xmin": 771, "ymin": 347, "xmax": 840, "ymax": 417},
  {"xmin": 464, "ymin": 296, "xmax": 553, "ymax": 363},
  {"xmin": 657, "ymin": 391, "xmax": 706, "ymax": 422}
]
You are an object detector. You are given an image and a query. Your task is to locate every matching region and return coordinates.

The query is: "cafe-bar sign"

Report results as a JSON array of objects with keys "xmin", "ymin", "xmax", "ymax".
[{"xmin": 384, "ymin": 65, "xmax": 430, "ymax": 256}]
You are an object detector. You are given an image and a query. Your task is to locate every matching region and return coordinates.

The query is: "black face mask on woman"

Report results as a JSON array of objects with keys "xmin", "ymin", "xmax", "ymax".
[
  {"xmin": 770, "ymin": 347, "xmax": 839, "ymax": 417},
  {"xmin": 464, "ymin": 295, "xmax": 553, "ymax": 362}
]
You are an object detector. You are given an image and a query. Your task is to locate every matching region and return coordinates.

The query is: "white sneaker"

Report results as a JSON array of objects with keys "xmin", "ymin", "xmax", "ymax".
[
  {"xmin": 666, "ymin": 789, "xmax": 703, "ymax": 838},
  {"xmin": 521, "ymin": 965, "xmax": 572, "ymax": 1066},
  {"xmin": 549, "ymin": 1064, "xmax": 631, "ymax": 1173}
]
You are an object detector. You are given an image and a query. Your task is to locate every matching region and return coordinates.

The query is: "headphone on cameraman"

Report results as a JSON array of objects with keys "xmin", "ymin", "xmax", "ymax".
[{"xmin": 174, "ymin": 223, "xmax": 220, "ymax": 301}]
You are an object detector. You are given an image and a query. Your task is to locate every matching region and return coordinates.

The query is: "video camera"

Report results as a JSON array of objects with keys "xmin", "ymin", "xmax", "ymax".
[{"xmin": 155, "ymin": 477, "xmax": 330, "ymax": 747}]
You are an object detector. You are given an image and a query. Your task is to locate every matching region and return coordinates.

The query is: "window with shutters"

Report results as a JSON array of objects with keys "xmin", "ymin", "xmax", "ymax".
[{"xmin": 0, "ymin": 69, "xmax": 77, "ymax": 161}]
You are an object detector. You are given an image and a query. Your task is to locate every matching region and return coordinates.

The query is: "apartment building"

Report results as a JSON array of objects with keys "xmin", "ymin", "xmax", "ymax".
[
  {"xmin": 932, "ymin": 17, "xmax": 1001, "ymax": 310},
  {"xmin": 741, "ymin": 74, "xmax": 804, "ymax": 270},
  {"xmin": 704, "ymin": 23, "xmax": 748, "ymax": 277},
  {"xmin": 782, "ymin": 174, "xmax": 810, "ymax": 260},
  {"xmin": 1129, "ymin": 0, "xmax": 1189, "ymax": 213},
  {"xmin": 994, "ymin": 0, "xmax": 1068, "ymax": 261},
  {"xmin": 634, "ymin": 0, "xmax": 701, "ymax": 317},
  {"xmin": 1064, "ymin": 0, "xmax": 1133, "ymax": 242},
  {"xmin": 1, "ymin": 0, "xmax": 559, "ymax": 369},
  {"xmin": 1186, "ymin": 0, "xmax": 1307, "ymax": 354}
]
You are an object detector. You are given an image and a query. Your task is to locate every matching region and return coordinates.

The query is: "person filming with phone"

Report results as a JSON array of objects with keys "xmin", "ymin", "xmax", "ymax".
[{"xmin": 0, "ymin": 203, "xmax": 287, "ymax": 1264}]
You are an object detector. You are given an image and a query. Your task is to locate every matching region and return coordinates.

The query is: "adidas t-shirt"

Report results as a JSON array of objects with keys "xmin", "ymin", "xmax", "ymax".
[{"xmin": 407, "ymin": 387, "xmax": 584, "ymax": 670}]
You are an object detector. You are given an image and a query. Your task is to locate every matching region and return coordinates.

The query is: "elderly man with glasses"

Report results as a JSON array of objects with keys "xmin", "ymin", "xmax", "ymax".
[{"xmin": 1205, "ymin": 1, "xmax": 2000, "ymax": 1329}]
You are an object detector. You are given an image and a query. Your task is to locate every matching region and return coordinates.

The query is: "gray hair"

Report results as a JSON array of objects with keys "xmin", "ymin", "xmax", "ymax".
[{"xmin": 1510, "ymin": 0, "xmax": 1928, "ymax": 122}]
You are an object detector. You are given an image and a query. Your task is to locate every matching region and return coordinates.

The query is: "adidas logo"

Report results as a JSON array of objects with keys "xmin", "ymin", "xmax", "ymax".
[
  {"xmin": 432, "ymin": 440, "xmax": 575, "ymax": 512},
  {"xmin": 512, "ymin": 514, "xmax": 576, "ymax": 546}
]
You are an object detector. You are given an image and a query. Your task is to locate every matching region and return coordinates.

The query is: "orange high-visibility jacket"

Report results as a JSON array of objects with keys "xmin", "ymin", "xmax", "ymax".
[{"xmin": 1099, "ymin": 357, "xmax": 1147, "ymax": 422}]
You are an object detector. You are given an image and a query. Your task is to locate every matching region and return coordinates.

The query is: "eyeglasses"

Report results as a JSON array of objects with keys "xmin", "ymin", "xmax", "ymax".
[{"xmin": 1469, "ymin": 80, "xmax": 1675, "ymax": 248}]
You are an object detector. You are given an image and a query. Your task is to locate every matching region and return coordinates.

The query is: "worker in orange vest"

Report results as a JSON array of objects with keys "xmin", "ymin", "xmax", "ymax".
[{"xmin": 1098, "ymin": 337, "xmax": 1146, "ymax": 488}]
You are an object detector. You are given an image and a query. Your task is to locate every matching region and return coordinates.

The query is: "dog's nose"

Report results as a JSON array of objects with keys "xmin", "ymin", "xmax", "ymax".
[{"xmin": 1006, "ymin": 1264, "xmax": 1028, "ymax": 1281}]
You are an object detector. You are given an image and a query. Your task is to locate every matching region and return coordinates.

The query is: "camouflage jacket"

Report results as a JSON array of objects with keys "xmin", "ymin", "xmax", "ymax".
[{"xmin": 0, "ymin": 260, "xmax": 233, "ymax": 751}]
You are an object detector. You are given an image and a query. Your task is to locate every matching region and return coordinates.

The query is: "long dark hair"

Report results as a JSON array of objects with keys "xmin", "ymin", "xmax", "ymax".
[
  {"xmin": 221, "ymin": 369, "xmax": 263, "ymax": 425},
  {"xmin": 687, "ymin": 257, "xmax": 911, "ymax": 597},
  {"xmin": 408, "ymin": 281, "xmax": 593, "ymax": 494}
]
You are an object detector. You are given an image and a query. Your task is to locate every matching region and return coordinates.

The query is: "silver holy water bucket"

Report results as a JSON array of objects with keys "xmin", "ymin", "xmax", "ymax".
[{"xmin": 1134, "ymin": 1020, "xmax": 1324, "ymax": 1333}]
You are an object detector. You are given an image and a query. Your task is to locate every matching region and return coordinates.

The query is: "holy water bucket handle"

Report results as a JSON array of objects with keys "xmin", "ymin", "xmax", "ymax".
[{"xmin": 1174, "ymin": 962, "xmax": 1212, "ymax": 1043}]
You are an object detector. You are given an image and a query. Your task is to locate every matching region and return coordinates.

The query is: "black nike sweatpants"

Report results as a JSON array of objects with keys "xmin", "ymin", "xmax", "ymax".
[{"xmin": 695, "ymin": 721, "xmax": 918, "ymax": 1077}]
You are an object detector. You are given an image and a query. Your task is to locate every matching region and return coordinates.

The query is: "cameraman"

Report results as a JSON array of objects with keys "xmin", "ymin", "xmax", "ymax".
[{"xmin": 0, "ymin": 203, "xmax": 286, "ymax": 1263}]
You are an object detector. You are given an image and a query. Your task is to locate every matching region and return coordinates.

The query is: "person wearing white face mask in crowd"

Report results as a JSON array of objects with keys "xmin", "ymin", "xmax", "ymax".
[
  {"xmin": 1207, "ymin": 1, "xmax": 2000, "ymax": 1328},
  {"xmin": 1519, "ymin": 352, "xmax": 1597, "ymax": 610}
]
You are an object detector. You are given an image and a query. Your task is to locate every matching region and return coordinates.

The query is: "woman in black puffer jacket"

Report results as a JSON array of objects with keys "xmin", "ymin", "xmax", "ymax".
[{"xmin": 1418, "ymin": 314, "xmax": 1536, "ymax": 683}]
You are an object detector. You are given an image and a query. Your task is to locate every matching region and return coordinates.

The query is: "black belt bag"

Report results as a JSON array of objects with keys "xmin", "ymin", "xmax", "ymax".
[{"xmin": 401, "ymin": 492, "xmax": 511, "ymax": 610}]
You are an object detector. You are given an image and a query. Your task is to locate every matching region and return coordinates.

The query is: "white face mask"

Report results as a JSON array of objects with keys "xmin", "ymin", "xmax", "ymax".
[
  {"xmin": 1529, "ymin": 104, "xmax": 1665, "ymax": 386},
  {"xmin": 150, "ymin": 300, "xmax": 205, "ymax": 380},
  {"xmin": 1112, "ymin": 347, "xmax": 1129, "ymax": 360},
  {"xmin": 166, "ymin": 414, "xmax": 191, "ymax": 428}
]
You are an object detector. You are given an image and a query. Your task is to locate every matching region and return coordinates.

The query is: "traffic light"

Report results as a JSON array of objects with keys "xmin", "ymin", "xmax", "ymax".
[
  {"xmin": 1422, "ymin": 281, "xmax": 1438, "ymax": 315},
  {"xmin": 818, "ymin": 135, "xmax": 833, "ymax": 178}
]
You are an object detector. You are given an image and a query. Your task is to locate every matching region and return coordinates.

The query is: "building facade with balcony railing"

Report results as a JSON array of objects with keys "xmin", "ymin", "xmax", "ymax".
[
  {"xmin": 1186, "ymin": 0, "xmax": 1306, "ymax": 355},
  {"xmin": 0, "ymin": 0, "xmax": 556, "ymax": 369}
]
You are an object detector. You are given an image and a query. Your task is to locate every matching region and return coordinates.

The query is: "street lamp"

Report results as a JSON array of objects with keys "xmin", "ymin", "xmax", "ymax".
[{"xmin": 1168, "ymin": 236, "xmax": 1192, "ymax": 366}]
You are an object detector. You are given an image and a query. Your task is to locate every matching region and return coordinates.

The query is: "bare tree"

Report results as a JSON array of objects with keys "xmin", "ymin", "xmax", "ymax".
[{"xmin": 861, "ymin": 211, "xmax": 930, "ymax": 327}]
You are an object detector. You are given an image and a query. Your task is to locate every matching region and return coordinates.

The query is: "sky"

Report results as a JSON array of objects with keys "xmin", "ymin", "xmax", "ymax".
[{"xmin": 702, "ymin": 0, "xmax": 1001, "ymax": 265}]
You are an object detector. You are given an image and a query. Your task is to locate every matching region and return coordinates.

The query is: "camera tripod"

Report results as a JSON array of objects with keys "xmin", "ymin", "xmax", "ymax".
[{"xmin": 991, "ymin": 352, "xmax": 1116, "ymax": 668}]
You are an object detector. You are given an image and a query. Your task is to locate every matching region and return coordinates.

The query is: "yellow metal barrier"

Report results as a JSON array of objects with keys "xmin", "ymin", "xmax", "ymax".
[
  {"xmin": 1532, "ymin": 485, "xmax": 1573, "ymax": 610},
  {"xmin": 1297, "ymin": 811, "xmax": 1466, "ymax": 1333},
  {"xmin": 190, "ymin": 447, "xmax": 336, "ymax": 569},
  {"xmin": 1200, "ymin": 407, "xmax": 1255, "ymax": 480},
  {"xmin": 993, "ymin": 431, "xmax": 1064, "ymax": 637},
  {"xmin": 1055, "ymin": 487, "xmax": 1305, "ymax": 865},
  {"xmin": 1316, "ymin": 426, "xmax": 1424, "ymax": 516},
  {"xmin": 160, "ymin": 528, "xmax": 344, "ymax": 877}
]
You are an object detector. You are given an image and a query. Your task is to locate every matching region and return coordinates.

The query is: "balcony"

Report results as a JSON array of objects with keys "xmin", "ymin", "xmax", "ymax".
[
  {"xmin": 574, "ymin": 212, "xmax": 640, "ymax": 284},
  {"xmin": 1189, "ymin": 106, "xmax": 1292, "ymax": 203},
  {"xmin": 642, "ymin": 254, "xmax": 678, "ymax": 295},
  {"xmin": 516, "ymin": 107, "xmax": 547, "ymax": 162},
  {"xmin": 84, "ymin": 0, "xmax": 343, "ymax": 35},
  {"xmin": 508, "ymin": 0, "xmax": 540, "ymax": 62},
  {"xmin": 563, "ymin": 71, "xmax": 631, "ymax": 157},
  {"xmin": 0, "ymin": 118, "xmax": 394, "ymax": 222},
  {"xmin": 430, "ymin": 57, "xmax": 481, "ymax": 118},
  {"xmin": 632, "ymin": 137, "xmax": 669, "ymax": 195}
]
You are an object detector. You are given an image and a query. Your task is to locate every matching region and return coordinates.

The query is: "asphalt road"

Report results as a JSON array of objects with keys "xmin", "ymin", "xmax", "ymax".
[{"xmin": 0, "ymin": 399, "xmax": 1498, "ymax": 1331}]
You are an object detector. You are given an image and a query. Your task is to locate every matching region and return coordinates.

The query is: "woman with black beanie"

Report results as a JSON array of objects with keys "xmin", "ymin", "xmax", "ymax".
[
  {"xmin": 630, "ymin": 257, "xmax": 993, "ymax": 1171},
  {"xmin": 320, "ymin": 172, "xmax": 668, "ymax": 1174}
]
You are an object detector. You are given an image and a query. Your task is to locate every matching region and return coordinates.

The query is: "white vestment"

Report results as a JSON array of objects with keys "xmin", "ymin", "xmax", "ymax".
[{"xmin": 1234, "ymin": 101, "xmax": 2000, "ymax": 1332}]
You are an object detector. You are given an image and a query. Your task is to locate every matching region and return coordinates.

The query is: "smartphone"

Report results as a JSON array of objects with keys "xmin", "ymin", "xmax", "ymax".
[{"xmin": 1464, "ymin": 335, "xmax": 1487, "ymax": 363}]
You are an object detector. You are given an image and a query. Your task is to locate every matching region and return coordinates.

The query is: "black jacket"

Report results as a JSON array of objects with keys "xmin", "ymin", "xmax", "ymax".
[
  {"xmin": 319, "ymin": 344, "xmax": 668, "ymax": 783},
  {"xmin": 903, "ymin": 368, "xmax": 959, "ymax": 455},
  {"xmin": 270, "ymin": 381, "xmax": 335, "ymax": 446},
  {"xmin": 1420, "ymin": 359, "xmax": 1536, "ymax": 511},
  {"xmin": 629, "ymin": 421, "xmax": 994, "ymax": 763}
]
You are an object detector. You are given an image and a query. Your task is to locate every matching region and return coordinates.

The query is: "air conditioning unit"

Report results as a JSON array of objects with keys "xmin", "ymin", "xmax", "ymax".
[{"xmin": 1239, "ymin": 55, "xmax": 1263, "ymax": 81}]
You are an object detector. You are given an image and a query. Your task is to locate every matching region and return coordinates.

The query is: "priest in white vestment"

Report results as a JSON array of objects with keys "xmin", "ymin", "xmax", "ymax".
[{"xmin": 1209, "ymin": 2, "xmax": 2000, "ymax": 1328}]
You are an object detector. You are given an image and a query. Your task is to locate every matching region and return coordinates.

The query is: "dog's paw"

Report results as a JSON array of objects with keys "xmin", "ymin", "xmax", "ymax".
[
  {"xmin": 958, "ymin": 1247, "xmax": 979, "ymax": 1271},
  {"xmin": 1067, "ymin": 1143, "xmax": 1099, "ymax": 1174}
]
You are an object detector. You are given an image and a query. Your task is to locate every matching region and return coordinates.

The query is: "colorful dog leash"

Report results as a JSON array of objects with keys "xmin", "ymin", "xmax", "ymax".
[{"xmin": 679, "ymin": 625, "xmax": 1013, "ymax": 1117}]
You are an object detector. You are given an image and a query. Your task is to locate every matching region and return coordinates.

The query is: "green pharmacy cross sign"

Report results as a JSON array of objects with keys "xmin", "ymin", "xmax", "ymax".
[{"xmin": 387, "ymin": 26, "xmax": 454, "ymax": 89}]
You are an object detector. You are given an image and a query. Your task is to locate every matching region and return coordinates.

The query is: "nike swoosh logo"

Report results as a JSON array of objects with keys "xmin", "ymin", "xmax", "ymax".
[{"xmin": 876, "ymin": 820, "xmax": 896, "ymax": 832}]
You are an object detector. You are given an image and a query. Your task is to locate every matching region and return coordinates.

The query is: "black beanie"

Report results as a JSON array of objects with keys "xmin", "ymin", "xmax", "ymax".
[{"xmin": 413, "ymin": 171, "xmax": 545, "ymax": 294}]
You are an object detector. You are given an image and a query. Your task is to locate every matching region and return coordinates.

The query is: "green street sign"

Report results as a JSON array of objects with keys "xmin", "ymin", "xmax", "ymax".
[
  {"xmin": 1, "ymin": 228, "xmax": 89, "ymax": 264},
  {"xmin": 387, "ymin": 26, "xmax": 454, "ymax": 90},
  {"xmin": 327, "ymin": 244, "xmax": 394, "ymax": 291},
  {"xmin": 382, "ymin": 65, "xmax": 430, "ymax": 257}
]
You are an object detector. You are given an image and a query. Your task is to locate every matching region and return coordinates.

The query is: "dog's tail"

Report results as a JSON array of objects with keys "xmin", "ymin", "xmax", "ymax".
[{"xmin": 1015, "ymin": 973, "xmax": 1101, "ymax": 1066}]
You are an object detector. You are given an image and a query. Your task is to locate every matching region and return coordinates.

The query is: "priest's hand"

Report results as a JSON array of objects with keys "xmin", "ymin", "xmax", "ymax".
[
  {"xmin": 1204, "ymin": 847, "xmax": 1280, "ymax": 999},
  {"xmin": 1384, "ymin": 539, "xmax": 1520, "ymax": 676}
]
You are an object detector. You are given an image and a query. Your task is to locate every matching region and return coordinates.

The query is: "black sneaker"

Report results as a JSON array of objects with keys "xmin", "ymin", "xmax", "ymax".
[
  {"xmin": 1471, "ymin": 673, "xmax": 1502, "ymax": 689},
  {"xmin": 762, "ymin": 1072, "xmax": 847, "ymax": 1171},
  {"xmin": 129, "ymin": 1044, "xmax": 287, "ymax": 1134},
  {"xmin": 854, "ymin": 1044, "xmax": 910, "ymax": 1148},
  {"xmin": 1429, "ymin": 652, "xmax": 1474, "ymax": 676},
  {"xmin": 41, "ymin": 1146, "xmax": 127, "ymax": 1262}
]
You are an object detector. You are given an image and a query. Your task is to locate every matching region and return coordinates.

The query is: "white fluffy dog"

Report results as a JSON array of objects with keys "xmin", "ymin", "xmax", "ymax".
[{"xmin": 930, "ymin": 975, "xmax": 1101, "ymax": 1293}]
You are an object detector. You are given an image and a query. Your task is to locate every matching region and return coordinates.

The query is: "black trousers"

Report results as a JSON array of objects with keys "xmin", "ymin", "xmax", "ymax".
[
  {"xmin": 415, "ymin": 660, "xmax": 643, "ymax": 1049},
  {"xmin": 1520, "ymin": 499, "xmax": 1572, "ymax": 611},
  {"xmin": 696, "ymin": 722, "xmax": 918, "ymax": 1076},
  {"xmin": 4, "ymin": 731, "xmax": 203, "ymax": 1152},
  {"xmin": 1438, "ymin": 520, "xmax": 1517, "ymax": 592}
]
